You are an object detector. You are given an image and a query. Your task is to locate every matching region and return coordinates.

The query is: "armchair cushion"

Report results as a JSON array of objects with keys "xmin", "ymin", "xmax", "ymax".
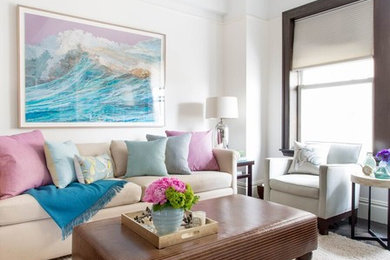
[{"xmin": 270, "ymin": 174, "xmax": 319, "ymax": 199}]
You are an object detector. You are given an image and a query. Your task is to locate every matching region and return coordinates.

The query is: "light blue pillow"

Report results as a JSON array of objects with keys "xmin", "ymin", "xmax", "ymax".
[
  {"xmin": 124, "ymin": 139, "xmax": 168, "ymax": 177},
  {"xmin": 44, "ymin": 141, "xmax": 80, "ymax": 188},
  {"xmin": 146, "ymin": 134, "xmax": 192, "ymax": 175}
]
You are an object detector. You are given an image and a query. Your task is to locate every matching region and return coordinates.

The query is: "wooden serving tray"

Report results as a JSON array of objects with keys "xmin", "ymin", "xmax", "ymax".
[{"xmin": 121, "ymin": 211, "xmax": 218, "ymax": 249}]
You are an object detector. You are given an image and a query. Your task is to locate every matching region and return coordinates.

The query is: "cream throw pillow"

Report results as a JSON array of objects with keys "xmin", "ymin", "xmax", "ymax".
[{"xmin": 288, "ymin": 141, "xmax": 329, "ymax": 175}]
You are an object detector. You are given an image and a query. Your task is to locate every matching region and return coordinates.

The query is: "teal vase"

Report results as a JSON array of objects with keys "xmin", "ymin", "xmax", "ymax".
[
  {"xmin": 152, "ymin": 207, "xmax": 184, "ymax": 235},
  {"xmin": 387, "ymin": 161, "xmax": 390, "ymax": 174},
  {"xmin": 374, "ymin": 161, "xmax": 390, "ymax": 179}
]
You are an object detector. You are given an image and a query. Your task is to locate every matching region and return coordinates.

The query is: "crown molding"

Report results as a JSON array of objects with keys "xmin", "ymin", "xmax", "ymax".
[
  {"xmin": 139, "ymin": 0, "xmax": 317, "ymax": 24},
  {"xmin": 141, "ymin": 0, "xmax": 227, "ymax": 22}
]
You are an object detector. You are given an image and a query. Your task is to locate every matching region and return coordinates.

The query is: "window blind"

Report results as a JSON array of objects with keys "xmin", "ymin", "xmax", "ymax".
[{"xmin": 292, "ymin": 0, "xmax": 373, "ymax": 69}]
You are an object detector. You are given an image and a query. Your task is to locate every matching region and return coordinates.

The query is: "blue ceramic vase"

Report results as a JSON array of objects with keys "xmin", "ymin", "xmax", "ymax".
[
  {"xmin": 152, "ymin": 207, "xmax": 184, "ymax": 235},
  {"xmin": 374, "ymin": 161, "xmax": 390, "ymax": 179}
]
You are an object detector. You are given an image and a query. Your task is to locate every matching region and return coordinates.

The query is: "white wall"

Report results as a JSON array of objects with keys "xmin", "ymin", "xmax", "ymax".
[
  {"xmin": 265, "ymin": 0, "xmax": 316, "ymax": 158},
  {"xmin": 222, "ymin": 17, "xmax": 246, "ymax": 152},
  {"xmin": 245, "ymin": 16, "xmax": 269, "ymax": 191},
  {"xmin": 222, "ymin": 12, "xmax": 269, "ymax": 194},
  {"xmin": 0, "ymin": 0, "xmax": 223, "ymax": 142},
  {"xmin": 265, "ymin": 16, "xmax": 284, "ymax": 158},
  {"xmin": 222, "ymin": 1, "xmax": 270, "ymax": 194}
]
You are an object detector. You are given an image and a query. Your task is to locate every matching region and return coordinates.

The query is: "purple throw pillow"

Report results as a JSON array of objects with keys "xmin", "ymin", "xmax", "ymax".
[
  {"xmin": 0, "ymin": 130, "xmax": 52, "ymax": 199},
  {"xmin": 165, "ymin": 130, "xmax": 219, "ymax": 171}
]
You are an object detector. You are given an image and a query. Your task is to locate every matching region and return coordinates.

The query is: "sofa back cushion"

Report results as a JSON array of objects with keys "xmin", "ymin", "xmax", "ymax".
[
  {"xmin": 76, "ymin": 143, "xmax": 111, "ymax": 156},
  {"xmin": 110, "ymin": 140, "xmax": 128, "ymax": 177},
  {"xmin": 0, "ymin": 130, "xmax": 51, "ymax": 200}
]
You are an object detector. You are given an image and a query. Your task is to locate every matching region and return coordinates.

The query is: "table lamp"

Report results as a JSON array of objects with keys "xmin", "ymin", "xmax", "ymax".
[{"xmin": 205, "ymin": 96, "xmax": 238, "ymax": 148}]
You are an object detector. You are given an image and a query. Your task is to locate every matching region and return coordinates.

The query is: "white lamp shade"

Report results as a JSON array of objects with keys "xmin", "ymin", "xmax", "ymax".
[{"xmin": 205, "ymin": 96, "xmax": 238, "ymax": 119}]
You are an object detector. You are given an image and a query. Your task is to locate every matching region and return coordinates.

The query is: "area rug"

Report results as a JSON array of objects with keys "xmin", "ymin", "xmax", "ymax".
[
  {"xmin": 313, "ymin": 232, "xmax": 390, "ymax": 260},
  {"xmin": 57, "ymin": 232, "xmax": 390, "ymax": 260}
]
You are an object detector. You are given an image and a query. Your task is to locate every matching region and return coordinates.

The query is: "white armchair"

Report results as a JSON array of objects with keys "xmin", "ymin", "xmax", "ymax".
[{"xmin": 264, "ymin": 143, "xmax": 362, "ymax": 235}]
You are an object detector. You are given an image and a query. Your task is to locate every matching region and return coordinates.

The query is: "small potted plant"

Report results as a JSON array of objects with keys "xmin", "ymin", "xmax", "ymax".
[{"xmin": 143, "ymin": 177, "xmax": 199, "ymax": 235}]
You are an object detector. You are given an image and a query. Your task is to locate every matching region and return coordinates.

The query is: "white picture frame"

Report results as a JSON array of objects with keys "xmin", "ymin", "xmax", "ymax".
[{"xmin": 18, "ymin": 6, "xmax": 165, "ymax": 128}]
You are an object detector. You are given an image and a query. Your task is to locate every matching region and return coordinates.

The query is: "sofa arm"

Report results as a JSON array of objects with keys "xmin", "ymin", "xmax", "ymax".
[
  {"xmin": 318, "ymin": 164, "xmax": 362, "ymax": 219},
  {"xmin": 264, "ymin": 157, "xmax": 293, "ymax": 200},
  {"xmin": 213, "ymin": 149, "xmax": 239, "ymax": 194}
]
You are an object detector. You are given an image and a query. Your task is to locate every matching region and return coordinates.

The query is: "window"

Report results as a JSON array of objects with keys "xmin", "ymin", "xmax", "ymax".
[
  {"xmin": 281, "ymin": 0, "xmax": 390, "ymax": 155},
  {"xmin": 294, "ymin": 58, "xmax": 373, "ymax": 151}
]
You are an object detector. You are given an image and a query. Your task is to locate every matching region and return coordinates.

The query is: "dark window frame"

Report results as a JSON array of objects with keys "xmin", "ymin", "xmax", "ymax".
[{"xmin": 281, "ymin": 0, "xmax": 390, "ymax": 156}]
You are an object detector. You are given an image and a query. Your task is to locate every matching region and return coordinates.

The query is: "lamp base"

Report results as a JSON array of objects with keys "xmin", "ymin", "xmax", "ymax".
[{"xmin": 215, "ymin": 119, "xmax": 229, "ymax": 149}]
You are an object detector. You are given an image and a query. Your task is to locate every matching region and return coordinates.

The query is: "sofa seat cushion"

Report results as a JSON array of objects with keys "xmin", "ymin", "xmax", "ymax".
[
  {"xmin": 270, "ymin": 174, "xmax": 319, "ymax": 199},
  {"xmin": 103, "ymin": 181, "xmax": 142, "ymax": 208},
  {"xmin": 0, "ymin": 180, "xmax": 142, "ymax": 226},
  {"xmin": 126, "ymin": 171, "xmax": 232, "ymax": 196}
]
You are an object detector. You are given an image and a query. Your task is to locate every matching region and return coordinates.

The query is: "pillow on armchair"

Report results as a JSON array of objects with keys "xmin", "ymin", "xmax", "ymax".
[
  {"xmin": 327, "ymin": 143, "xmax": 362, "ymax": 164},
  {"xmin": 288, "ymin": 141, "xmax": 329, "ymax": 175}
]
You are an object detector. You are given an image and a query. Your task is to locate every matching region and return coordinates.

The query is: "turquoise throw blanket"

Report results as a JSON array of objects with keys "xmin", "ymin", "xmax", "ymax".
[{"xmin": 25, "ymin": 179, "xmax": 126, "ymax": 239}]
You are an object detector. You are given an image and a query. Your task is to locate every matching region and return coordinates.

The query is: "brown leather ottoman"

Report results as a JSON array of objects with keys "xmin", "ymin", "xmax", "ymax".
[{"xmin": 73, "ymin": 195, "xmax": 317, "ymax": 260}]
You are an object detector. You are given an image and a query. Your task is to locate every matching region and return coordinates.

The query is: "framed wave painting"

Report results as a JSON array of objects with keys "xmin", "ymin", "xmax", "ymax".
[{"xmin": 18, "ymin": 6, "xmax": 165, "ymax": 127}]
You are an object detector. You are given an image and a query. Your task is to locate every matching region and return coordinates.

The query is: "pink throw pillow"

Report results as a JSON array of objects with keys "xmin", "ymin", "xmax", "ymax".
[
  {"xmin": 165, "ymin": 130, "xmax": 219, "ymax": 171},
  {"xmin": 0, "ymin": 130, "xmax": 52, "ymax": 199}
]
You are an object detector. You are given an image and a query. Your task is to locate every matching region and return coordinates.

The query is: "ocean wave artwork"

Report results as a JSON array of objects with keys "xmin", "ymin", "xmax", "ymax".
[{"xmin": 19, "ymin": 7, "xmax": 165, "ymax": 126}]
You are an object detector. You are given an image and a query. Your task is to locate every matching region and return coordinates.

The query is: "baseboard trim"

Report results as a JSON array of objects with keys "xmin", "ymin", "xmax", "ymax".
[
  {"xmin": 358, "ymin": 197, "xmax": 388, "ymax": 224},
  {"xmin": 237, "ymin": 179, "xmax": 263, "ymax": 198}
]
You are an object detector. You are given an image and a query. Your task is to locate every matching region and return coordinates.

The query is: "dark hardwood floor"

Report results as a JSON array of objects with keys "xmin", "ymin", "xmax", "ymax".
[{"xmin": 330, "ymin": 217, "xmax": 387, "ymax": 247}]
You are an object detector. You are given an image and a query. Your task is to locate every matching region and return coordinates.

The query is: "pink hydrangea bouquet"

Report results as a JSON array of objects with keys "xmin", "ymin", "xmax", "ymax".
[{"xmin": 143, "ymin": 177, "xmax": 199, "ymax": 211}]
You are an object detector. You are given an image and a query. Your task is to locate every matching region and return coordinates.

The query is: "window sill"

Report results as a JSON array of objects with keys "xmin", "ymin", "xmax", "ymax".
[{"xmin": 279, "ymin": 149, "xmax": 294, "ymax": 157}]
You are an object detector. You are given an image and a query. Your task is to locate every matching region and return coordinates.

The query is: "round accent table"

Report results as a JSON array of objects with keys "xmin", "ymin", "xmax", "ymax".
[{"xmin": 350, "ymin": 172, "xmax": 390, "ymax": 250}]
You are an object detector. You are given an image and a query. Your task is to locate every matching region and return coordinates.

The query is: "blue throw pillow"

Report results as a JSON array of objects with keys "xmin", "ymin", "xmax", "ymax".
[
  {"xmin": 44, "ymin": 141, "xmax": 80, "ymax": 188},
  {"xmin": 124, "ymin": 139, "xmax": 168, "ymax": 177},
  {"xmin": 146, "ymin": 134, "xmax": 192, "ymax": 175}
]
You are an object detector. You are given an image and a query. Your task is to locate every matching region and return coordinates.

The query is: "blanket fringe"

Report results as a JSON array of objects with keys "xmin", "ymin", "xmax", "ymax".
[{"xmin": 62, "ymin": 181, "xmax": 126, "ymax": 239}]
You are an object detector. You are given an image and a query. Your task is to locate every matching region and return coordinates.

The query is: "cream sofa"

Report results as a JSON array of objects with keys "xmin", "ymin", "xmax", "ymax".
[{"xmin": 0, "ymin": 142, "xmax": 238, "ymax": 260}]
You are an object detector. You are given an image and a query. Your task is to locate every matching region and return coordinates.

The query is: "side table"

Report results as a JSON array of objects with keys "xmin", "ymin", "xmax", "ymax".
[
  {"xmin": 237, "ymin": 160, "xmax": 255, "ymax": 197},
  {"xmin": 351, "ymin": 172, "xmax": 390, "ymax": 250}
]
